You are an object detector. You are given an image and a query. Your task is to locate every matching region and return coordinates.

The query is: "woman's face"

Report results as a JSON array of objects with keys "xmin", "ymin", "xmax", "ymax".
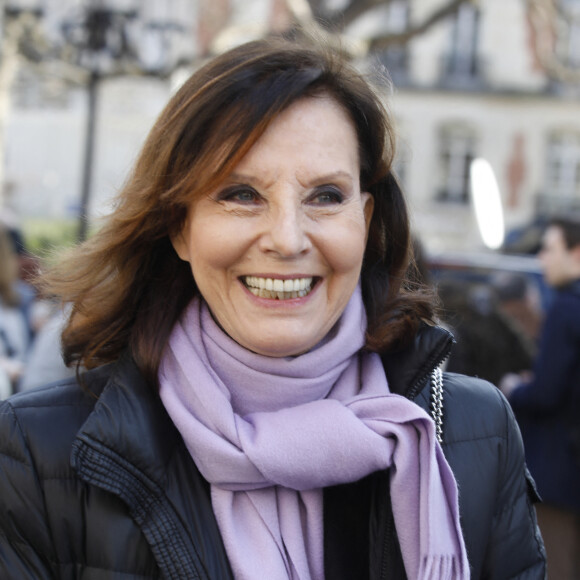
[{"xmin": 172, "ymin": 95, "xmax": 374, "ymax": 357}]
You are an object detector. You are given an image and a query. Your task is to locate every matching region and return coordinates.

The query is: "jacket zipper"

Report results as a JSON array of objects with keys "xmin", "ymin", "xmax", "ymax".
[{"xmin": 406, "ymin": 329, "xmax": 454, "ymax": 402}]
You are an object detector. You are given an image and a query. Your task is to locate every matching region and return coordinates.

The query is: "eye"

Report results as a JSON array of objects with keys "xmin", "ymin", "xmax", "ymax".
[
  {"xmin": 310, "ymin": 186, "xmax": 344, "ymax": 205},
  {"xmin": 217, "ymin": 186, "xmax": 260, "ymax": 204}
]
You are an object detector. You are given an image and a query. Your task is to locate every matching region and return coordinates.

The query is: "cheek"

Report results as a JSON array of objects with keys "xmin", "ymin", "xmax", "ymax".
[
  {"xmin": 185, "ymin": 222, "xmax": 242, "ymax": 278},
  {"xmin": 321, "ymin": 220, "xmax": 368, "ymax": 275}
]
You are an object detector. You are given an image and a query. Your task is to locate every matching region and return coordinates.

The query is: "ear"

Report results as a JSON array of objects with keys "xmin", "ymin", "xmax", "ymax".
[
  {"xmin": 362, "ymin": 192, "xmax": 374, "ymax": 235},
  {"xmin": 170, "ymin": 227, "xmax": 191, "ymax": 263}
]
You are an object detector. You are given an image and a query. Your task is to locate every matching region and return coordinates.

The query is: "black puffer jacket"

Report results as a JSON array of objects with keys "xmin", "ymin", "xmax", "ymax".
[{"xmin": 0, "ymin": 325, "xmax": 546, "ymax": 579}]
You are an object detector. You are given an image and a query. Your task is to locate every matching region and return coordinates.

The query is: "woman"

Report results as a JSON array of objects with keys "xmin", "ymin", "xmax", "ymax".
[
  {"xmin": 0, "ymin": 224, "xmax": 29, "ymax": 397},
  {"xmin": 0, "ymin": 37, "xmax": 545, "ymax": 579}
]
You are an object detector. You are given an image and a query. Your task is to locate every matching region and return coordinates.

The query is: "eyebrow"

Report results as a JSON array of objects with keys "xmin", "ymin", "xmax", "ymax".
[{"xmin": 226, "ymin": 170, "xmax": 356, "ymax": 188}]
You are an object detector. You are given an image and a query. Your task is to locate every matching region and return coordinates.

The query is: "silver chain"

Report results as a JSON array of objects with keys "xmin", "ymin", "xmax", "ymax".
[{"xmin": 430, "ymin": 366, "xmax": 444, "ymax": 444}]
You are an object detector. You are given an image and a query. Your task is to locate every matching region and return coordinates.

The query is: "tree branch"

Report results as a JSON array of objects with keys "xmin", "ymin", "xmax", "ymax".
[
  {"xmin": 526, "ymin": 0, "xmax": 580, "ymax": 83},
  {"xmin": 292, "ymin": 0, "xmax": 472, "ymax": 55},
  {"xmin": 325, "ymin": 0, "xmax": 385, "ymax": 29},
  {"xmin": 368, "ymin": 0, "xmax": 470, "ymax": 51}
]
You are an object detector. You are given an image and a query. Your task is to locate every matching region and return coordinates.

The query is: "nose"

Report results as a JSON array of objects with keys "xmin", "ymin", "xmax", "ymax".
[{"xmin": 259, "ymin": 201, "xmax": 311, "ymax": 257}]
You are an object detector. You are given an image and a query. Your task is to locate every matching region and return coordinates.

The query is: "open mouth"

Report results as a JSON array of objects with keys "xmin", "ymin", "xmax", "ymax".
[{"xmin": 242, "ymin": 276, "xmax": 316, "ymax": 300}]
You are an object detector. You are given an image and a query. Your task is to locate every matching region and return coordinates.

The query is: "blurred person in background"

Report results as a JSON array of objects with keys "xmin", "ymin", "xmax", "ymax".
[
  {"xmin": 489, "ymin": 271, "xmax": 542, "ymax": 347},
  {"xmin": 0, "ymin": 212, "xmax": 74, "ymax": 392},
  {"xmin": 0, "ymin": 36, "xmax": 545, "ymax": 579},
  {"xmin": 18, "ymin": 304, "xmax": 76, "ymax": 392},
  {"xmin": 0, "ymin": 224, "xmax": 29, "ymax": 398},
  {"xmin": 438, "ymin": 278, "xmax": 534, "ymax": 385},
  {"xmin": 0, "ymin": 211, "xmax": 40, "ymax": 340},
  {"xmin": 501, "ymin": 216, "xmax": 580, "ymax": 580}
]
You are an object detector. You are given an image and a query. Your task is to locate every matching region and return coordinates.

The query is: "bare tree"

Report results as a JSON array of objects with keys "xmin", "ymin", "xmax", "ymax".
[
  {"xmin": 285, "ymin": 0, "xmax": 475, "ymax": 49},
  {"xmin": 0, "ymin": 8, "xmax": 50, "ymax": 208},
  {"xmin": 0, "ymin": 3, "xmax": 191, "ymax": 238},
  {"xmin": 527, "ymin": 0, "xmax": 580, "ymax": 83},
  {"xmin": 285, "ymin": 0, "xmax": 580, "ymax": 82}
]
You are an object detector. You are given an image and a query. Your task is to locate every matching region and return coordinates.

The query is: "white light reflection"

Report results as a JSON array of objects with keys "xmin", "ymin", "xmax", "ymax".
[{"xmin": 469, "ymin": 158, "xmax": 505, "ymax": 250}]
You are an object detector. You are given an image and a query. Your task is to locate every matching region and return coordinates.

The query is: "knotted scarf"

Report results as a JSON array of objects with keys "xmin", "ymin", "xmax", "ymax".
[{"xmin": 158, "ymin": 286, "xmax": 469, "ymax": 579}]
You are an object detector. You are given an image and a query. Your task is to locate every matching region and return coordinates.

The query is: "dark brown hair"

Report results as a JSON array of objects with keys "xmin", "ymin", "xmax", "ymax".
[
  {"xmin": 549, "ymin": 216, "xmax": 580, "ymax": 249},
  {"xmin": 42, "ymin": 35, "xmax": 435, "ymax": 386}
]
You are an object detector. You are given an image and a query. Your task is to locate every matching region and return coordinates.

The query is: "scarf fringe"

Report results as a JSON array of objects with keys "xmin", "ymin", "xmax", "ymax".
[{"xmin": 419, "ymin": 554, "xmax": 469, "ymax": 579}]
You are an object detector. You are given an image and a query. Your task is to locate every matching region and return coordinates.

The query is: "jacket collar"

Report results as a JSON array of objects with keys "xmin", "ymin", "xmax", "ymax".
[
  {"xmin": 381, "ymin": 323, "xmax": 454, "ymax": 400},
  {"xmin": 73, "ymin": 351, "xmax": 180, "ymax": 486}
]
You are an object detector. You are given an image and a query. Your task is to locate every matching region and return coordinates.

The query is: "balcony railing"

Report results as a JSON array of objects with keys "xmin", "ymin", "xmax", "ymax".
[{"xmin": 438, "ymin": 54, "xmax": 487, "ymax": 90}]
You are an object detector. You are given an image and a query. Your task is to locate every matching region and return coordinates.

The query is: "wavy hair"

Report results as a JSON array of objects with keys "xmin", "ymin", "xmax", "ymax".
[
  {"xmin": 549, "ymin": 216, "xmax": 580, "ymax": 249},
  {"xmin": 42, "ymin": 35, "xmax": 435, "ymax": 386}
]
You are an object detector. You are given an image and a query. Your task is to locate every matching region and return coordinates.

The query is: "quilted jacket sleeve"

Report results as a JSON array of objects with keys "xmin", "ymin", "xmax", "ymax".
[
  {"xmin": 430, "ymin": 373, "xmax": 546, "ymax": 579},
  {"xmin": 483, "ymin": 391, "xmax": 546, "ymax": 579},
  {"xmin": 0, "ymin": 399, "xmax": 56, "ymax": 579}
]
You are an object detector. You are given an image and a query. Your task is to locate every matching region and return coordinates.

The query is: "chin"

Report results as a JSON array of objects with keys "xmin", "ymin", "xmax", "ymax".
[
  {"xmin": 231, "ymin": 319, "xmax": 331, "ymax": 358},
  {"xmin": 244, "ymin": 337, "xmax": 318, "ymax": 358},
  {"xmin": 251, "ymin": 345, "xmax": 310, "ymax": 358}
]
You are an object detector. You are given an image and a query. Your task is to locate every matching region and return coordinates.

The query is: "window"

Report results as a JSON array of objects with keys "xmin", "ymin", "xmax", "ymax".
[
  {"xmin": 437, "ymin": 124, "xmax": 477, "ymax": 203},
  {"xmin": 12, "ymin": 68, "xmax": 71, "ymax": 110},
  {"xmin": 375, "ymin": 0, "xmax": 410, "ymax": 84},
  {"xmin": 441, "ymin": 4, "xmax": 482, "ymax": 86},
  {"xmin": 544, "ymin": 132, "xmax": 580, "ymax": 206},
  {"xmin": 557, "ymin": 0, "xmax": 580, "ymax": 69}
]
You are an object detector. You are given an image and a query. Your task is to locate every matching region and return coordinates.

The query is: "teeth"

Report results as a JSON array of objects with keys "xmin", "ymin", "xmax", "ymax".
[{"xmin": 244, "ymin": 276, "xmax": 314, "ymax": 300}]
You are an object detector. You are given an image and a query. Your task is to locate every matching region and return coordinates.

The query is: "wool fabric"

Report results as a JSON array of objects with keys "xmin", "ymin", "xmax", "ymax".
[{"xmin": 159, "ymin": 286, "xmax": 469, "ymax": 579}]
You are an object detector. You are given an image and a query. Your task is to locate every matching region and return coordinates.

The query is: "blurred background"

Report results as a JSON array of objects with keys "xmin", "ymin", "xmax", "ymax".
[{"xmin": 0, "ymin": 0, "xmax": 579, "ymax": 388}]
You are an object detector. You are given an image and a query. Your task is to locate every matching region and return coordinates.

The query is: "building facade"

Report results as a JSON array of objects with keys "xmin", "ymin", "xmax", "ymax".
[
  {"xmin": 365, "ymin": 0, "xmax": 580, "ymax": 252},
  {"xmin": 2, "ymin": 0, "xmax": 579, "ymax": 254}
]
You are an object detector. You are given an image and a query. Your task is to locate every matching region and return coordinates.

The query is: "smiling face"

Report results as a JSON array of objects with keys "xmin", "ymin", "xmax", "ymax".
[{"xmin": 171, "ymin": 95, "xmax": 374, "ymax": 357}]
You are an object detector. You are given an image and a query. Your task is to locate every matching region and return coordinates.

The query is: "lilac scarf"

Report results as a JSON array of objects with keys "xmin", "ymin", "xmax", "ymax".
[{"xmin": 159, "ymin": 287, "xmax": 469, "ymax": 580}]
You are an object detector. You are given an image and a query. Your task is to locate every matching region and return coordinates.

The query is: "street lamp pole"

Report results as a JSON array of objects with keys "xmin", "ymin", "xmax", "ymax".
[
  {"xmin": 63, "ymin": 1, "xmax": 185, "ymax": 242},
  {"xmin": 2, "ymin": 0, "xmax": 188, "ymax": 240},
  {"xmin": 68, "ymin": 2, "xmax": 136, "ymax": 242},
  {"xmin": 78, "ymin": 68, "xmax": 98, "ymax": 242}
]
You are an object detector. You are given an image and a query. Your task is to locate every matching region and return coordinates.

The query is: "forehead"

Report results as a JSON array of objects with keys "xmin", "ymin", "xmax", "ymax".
[{"xmin": 234, "ymin": 96, "xmax": 359, "ymax": 170}]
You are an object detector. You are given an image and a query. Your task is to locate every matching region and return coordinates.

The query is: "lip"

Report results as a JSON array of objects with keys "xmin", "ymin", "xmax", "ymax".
[{"xmin": 238, "ymin": 275, "xmax": 321, "ymax": 304}]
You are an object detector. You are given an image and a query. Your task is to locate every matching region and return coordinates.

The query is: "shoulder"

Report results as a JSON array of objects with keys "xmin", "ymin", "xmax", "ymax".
[
  {"xmin": 433, "ymin": 373, "xmax": 546, "ymax": 577},
  {"xmin": 441, "ymin": 372, "xmax": 513, "ymax": 442},
  {"xmin": 0, "ymin": 362, "xmax": 151, "ymax": 575},
  {"xmin": 0, "ymin": 365, "xmax": 115, "ymax": 537},
  {"xmin": 0, "ymin": 365, "xmax": 111, "ymax": 474},
  {"xmin": 414, "ymin": 370, "xmax": 512, "ymax": 443},
  {"xmin": 0, "ymin": 379, "xmax": 96, "ymax": 558},
  {"xmin": 428, "ymin": 371, "xmax": 529, "ymax": 506}
]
